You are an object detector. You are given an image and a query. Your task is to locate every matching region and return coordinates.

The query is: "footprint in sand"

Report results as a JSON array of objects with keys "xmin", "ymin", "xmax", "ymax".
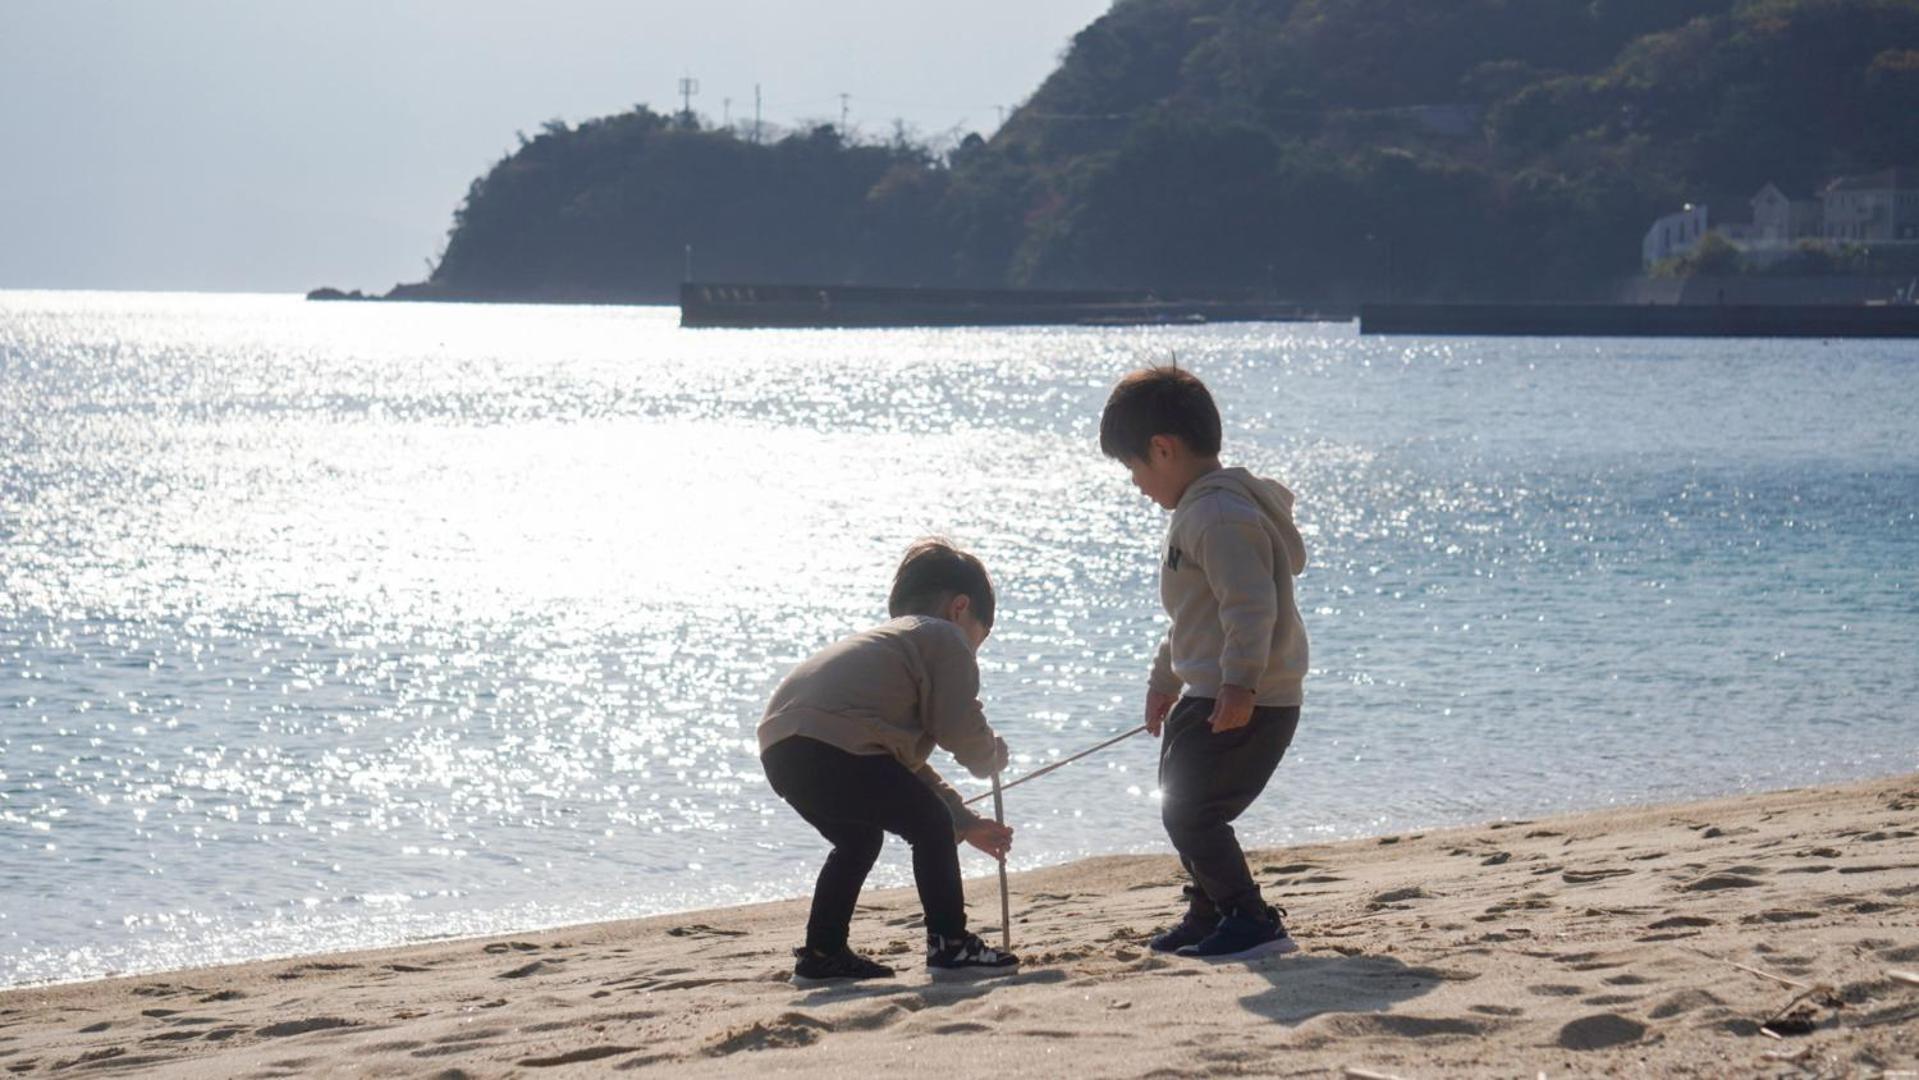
[
  {"xmin": 1646, "ymin": 915, "xmax": 1716, "ymax": 930},
  {"xmin": 517, "ymin": 1045, "xmax": 648, "ymax": 1068},
  {"xmin": 1322, "ymin": 1014, "xmax": 1489, "ymax": 1039},
  {"xmin": 666, "ymin": 924, "xmax": 748, "ymax": 939},
  {"xmin": 1678, "ymin": 871, "xmax": 1764, "ymax": 892},
  {"xmin": 1527, "ymin": 984, "xmax": 1584, "ymax": 997},
  {"xmin": 1648, "ymin": 989, "xmax": 1724, "ymax": 1019},
  {"xmin": 1562, "ymin": 868, "xmax": 1633, "ymax": 885},
  {"xmin": 499, "ymin": 960, "xmax": 557, "ymax": 980},
  {"xmin": 1741, "ymin": 909, "xmax": 1819, "ymax": 924},
  {"xmin": 1581, "ymin": 994, "xmax": 1643, "ymax": 1007},
  {"xmin": 1557, "ymin": 1013, "xmax": 1646, "ymax": 1051},
  {"xmin": 706, "ymin": 1012, "xmax": 832, "ymax": 1056},
  {"xmin": 255, "ymin": 1017, "xmax": 359, "ymax": 1038},
  {"xmin": 1369, "ymin": 886, "xmax": 1433, "ymax": 907},
  {"xmin": 483, "ymin": 942, "xmax": 542, "ymax": 954}
]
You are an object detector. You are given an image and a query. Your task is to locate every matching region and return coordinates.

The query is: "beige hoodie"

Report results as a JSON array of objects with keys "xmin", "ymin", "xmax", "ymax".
[
  {"xmin": 1148, "ymin": 467, "xmax": 1309, "ymax": 706},
  {"xmin": 759, "ymin": 615, "xmax": 1008, "ymax": 829}
]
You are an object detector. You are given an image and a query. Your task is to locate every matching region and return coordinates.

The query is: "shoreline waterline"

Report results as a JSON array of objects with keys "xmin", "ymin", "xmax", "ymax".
[{"xmin": 5, "ymin": 770, "xmax": 1914, "ymax": 994}]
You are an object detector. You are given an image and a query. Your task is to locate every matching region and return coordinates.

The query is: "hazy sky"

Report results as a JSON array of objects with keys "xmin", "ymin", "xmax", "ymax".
[{"xmin": 0, "ymin": 1, "xmax": 1110, "ymax": 294}]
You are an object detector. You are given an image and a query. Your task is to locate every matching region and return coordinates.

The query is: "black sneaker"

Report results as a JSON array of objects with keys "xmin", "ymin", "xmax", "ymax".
[
  {"xmin": 1149, "ymin": 909, "xmax": 1219, "ymax": 953},
  {"xmin": 1176, "ymin": 905, "xmax": 1299, "ymax": 960},
  {"xmin": 791, "ymin": 945, "xmax": 896, "ymax": 986},
  {"xmin": 926, "ymin": 932, "xmax": 1020, "ymax": 980}
]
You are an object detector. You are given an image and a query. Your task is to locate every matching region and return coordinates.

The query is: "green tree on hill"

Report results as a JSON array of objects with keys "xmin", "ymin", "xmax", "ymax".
[{"xmin": 401, "ymin": 0, "xmax": 1919, "ymax": 304}]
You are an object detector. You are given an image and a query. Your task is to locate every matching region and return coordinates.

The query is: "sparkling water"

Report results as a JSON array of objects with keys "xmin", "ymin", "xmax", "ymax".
[{"xmin": 3, "ymin": 291, "xmax": 1914, "ymax": 986}]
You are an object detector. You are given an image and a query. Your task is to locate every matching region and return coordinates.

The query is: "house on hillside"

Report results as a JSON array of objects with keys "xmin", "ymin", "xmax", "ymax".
[
  {"xmin": 1820, "ymin": 168, "xmax": 1919, "ymax": 242},
  {"xmin": 1643, "ymin": 170, "xmax": 1919, "ymax": 268},
  {"xmin": 1643, "ymin": 204, "xmax": 1710, "ymax": 268},
  {"xmin": 1750, "ymin": 183, "xmax": 1823, "ymax": 245}
]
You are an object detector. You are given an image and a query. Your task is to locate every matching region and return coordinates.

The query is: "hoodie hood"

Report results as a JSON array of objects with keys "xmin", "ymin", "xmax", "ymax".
[{"xmin": 1180, "ymin": 467, "xmax": 1308, "ymax": 575}]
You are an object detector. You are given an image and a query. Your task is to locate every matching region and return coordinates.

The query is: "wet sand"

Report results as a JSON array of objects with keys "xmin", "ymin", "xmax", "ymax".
[{"xmin": 3, "ymin": 774, "xmax": 1916, "ymax": 1077}]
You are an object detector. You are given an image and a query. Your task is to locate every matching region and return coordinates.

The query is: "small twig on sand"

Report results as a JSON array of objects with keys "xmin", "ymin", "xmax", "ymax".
[
  {"xmin": 1343, "ymin": 1069, "xmax": 1408, "ymax": 1080},
  {"xmin": 1728, "ymin": 959, "xmax": 1812, "ymax": 990},
  {"xmin": 1890, "ymin": 969, "xmax": 1919, "ymax": 987}
]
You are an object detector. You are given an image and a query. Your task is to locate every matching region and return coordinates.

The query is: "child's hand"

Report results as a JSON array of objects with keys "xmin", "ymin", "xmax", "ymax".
[
  {"xmin": 1208, "ymin": 685, "xmax": 1255, "ymax": 733},
  {"xmin": 961, "ymin": 820, "xmax": 1014, "ymax": 860},
  {"xmin": 1144, "ymin": 689, "xmax": 1178, "ymax": 736}
]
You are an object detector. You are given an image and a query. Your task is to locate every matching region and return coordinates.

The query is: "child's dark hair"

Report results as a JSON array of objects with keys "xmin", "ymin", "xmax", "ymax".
[
  {"xmin": 888, "ymin": 538, "xmax": 995, "ymax": 629},
  {"xmin": 1098, "ymin": 366, "xmax": 1222, "ymax": 462}
]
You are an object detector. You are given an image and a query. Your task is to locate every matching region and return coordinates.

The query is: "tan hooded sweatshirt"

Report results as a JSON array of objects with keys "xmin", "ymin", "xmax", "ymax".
[
  {"xmin": 759, "ymin": 615, "xmax": 1008, "ymax": 829},
  {"xmin": 1148, "ymin": 467, "xmax": 1309, "ymax": 706}
]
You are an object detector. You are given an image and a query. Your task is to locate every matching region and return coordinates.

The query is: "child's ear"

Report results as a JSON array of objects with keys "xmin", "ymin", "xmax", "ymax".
[
  {"xmin": 1148, "ymin": 434, "xmax": 1178, "ymax": 463},
  {"xmin": 946, "ymin": 593, "xmax": 972, "ymax": 622}
]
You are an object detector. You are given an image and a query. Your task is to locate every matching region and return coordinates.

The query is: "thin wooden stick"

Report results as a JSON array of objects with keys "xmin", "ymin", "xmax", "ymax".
[
  {"xmin": 992, "ymin": 772, "xmax": 1011, "ymax": 951},
  {"xmin": 1727, "ymin": 959, "xmax": 1812, "ymax": 990},
  {"xmin": 962, "ymin": 725, "xmax": 1148, "ymax": 807}
]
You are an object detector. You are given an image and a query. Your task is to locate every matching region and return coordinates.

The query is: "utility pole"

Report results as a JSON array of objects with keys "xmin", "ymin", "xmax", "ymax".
[
  {"xmin": 754, "ymin": 84, "xmax": 762, "ymax": 144},
  {"xmin": 995, "ymin": 104, "xmax": 1007, "ymax": 129},
  {"xmin": 678, "ymin": 75, "xmax": 699, "ymax": 122},
  {"xmin": 722, "ymin": 97, "xmax": 732, "ymax": 128},
  {"xmin": 838, "ymin": 92, "xmax": 850, "ymax": 136}
]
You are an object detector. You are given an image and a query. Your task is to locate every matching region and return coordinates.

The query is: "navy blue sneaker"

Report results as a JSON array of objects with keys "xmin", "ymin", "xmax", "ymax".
[
  {"xmin": 1176, "ymin": 905, "xmax": 1298, "ymax": 960},
  {"xmin": 1149, "ymin": 909, "xmax": 1218, "ymax": 953},
  {"xmin": 791, "ymin": 945, "xmax": 895, "ymax": 986}
]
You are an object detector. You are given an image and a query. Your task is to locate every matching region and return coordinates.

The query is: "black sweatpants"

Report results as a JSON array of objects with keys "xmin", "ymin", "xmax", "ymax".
[
  {"xmin": 761, "ymin": 735, "xmax": 967, "ymax": 952},
  {"xmin": 1158, "ymin": 696, "xmax": 1299, "ymax": 918}
]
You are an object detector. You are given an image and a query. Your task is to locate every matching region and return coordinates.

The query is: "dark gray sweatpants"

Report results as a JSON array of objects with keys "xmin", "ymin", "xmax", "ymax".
[{"xmin": 1158, "ymin": 696, "xmax": 1299, "ymax": 917}]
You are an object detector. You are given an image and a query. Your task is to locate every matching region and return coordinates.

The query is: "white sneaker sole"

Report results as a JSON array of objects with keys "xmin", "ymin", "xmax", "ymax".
[
  {"xmin": 790, "ymin": 973, "xmax": 894, "ymax": 988},
  {"xmin": 1180, "ymin": 936, "xmax": 1300, "ymax": 961}
]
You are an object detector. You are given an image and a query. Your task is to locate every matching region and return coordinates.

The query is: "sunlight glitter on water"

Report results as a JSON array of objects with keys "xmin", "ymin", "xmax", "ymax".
[{"xmin": 2, "ymin": 291, "xmax": 1915, "ymax": 985}]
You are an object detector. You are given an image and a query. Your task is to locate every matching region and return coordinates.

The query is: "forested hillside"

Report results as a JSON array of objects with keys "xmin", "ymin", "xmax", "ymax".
[{"xmin": 400, "ymin": 0, "xmax": 1919, "ymax": 303}]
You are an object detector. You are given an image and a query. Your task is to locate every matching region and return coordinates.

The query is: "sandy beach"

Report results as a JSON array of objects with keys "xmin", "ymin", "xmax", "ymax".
[{"xmin": 3, "ymin": 774, "xmax": 1915, "ymax": 1078}]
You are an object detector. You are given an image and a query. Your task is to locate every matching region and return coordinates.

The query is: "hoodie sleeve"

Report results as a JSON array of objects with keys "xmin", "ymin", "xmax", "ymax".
[
  {"xmin": 920, "ymin": 622, "xmax": 1010, "ymax": 780},
  {"xmin": 1196, "ymin": 517, "xmax": 1280, "ymax": 691},
  {"xmin": 914, "ymin": 763, "xmax": 985, "ymax": 838},
  {"xmin": 1148, "ymin": 632, "xmax": 1181, "ymax": 696}
]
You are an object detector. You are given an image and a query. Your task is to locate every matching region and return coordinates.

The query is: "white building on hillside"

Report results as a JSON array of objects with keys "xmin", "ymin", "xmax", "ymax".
[
  {"xmin": 1750, "ymin": 183, "xmax": 1823, "ymax": 245},
  {"xmin": 1643, "ymin": 204, "xmax": 1710, "ymax": 268},
  {"xmin": 1820, "ymin": 168, "xmax": 1919, "ymax": 242}
]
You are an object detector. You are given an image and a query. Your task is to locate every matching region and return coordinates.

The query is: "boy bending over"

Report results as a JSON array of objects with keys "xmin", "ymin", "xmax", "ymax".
[{"xmin": 759, "ymin": 539, "xmax": 1021, "ymax": 983}]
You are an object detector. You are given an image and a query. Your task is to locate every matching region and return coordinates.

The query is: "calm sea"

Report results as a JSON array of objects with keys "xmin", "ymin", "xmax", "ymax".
[{"xmin": 2, "ymin": 291, "xmax": 1914, "ymax": 986}]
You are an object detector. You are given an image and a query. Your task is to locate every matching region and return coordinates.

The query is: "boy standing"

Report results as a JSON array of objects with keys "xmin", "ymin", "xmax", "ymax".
[
  {"xmin": 759, "ymin": 539, "xmax": 1022, "ymax": 983},
  {"xmin": 1100, "ymin": 367, "xmax": 1309, "ymax": 959}
]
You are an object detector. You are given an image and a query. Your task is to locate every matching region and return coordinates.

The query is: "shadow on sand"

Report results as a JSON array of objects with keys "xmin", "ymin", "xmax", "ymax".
[
  {"xmin": 1231, "ymin": 950, "xmax": 1468, "ymax": 1028},
  {"xmin": 795, "ymin": 966, "xmax": 1070, "ymax": 1010}
]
